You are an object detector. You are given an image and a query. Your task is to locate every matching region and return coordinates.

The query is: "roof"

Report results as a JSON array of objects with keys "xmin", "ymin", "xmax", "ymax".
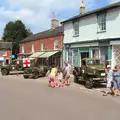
[
  {"xmin": 21, "ymin": 26, "xmax": 64, "ymax": 43},
  {"xmin": 61, "ymin": 2, "xmax": 120, "ymax": 24}
]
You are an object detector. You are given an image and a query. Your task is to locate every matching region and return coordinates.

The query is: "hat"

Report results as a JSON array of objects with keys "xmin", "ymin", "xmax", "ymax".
[{"xmin": 107, "ymin": 65, "xmax": 111, "ymax": 68}]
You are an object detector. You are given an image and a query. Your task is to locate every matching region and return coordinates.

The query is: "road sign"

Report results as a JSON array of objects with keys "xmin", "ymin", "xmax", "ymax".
[{"xmin": 23, "ymin": 59, "xmax": 30, "ymax": 67}]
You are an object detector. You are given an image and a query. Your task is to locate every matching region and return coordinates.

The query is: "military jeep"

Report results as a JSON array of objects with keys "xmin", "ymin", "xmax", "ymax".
[
  {"xmin": 23, "ymin": 65, "xmax": 49, "ymax": 79},
  {"xmin": 73, "ymin": 58, "xmax": 106, "ymax": 89},
  {"xmin": 1, "ymin": 59, "xmax": 24, "ymax": 75}
]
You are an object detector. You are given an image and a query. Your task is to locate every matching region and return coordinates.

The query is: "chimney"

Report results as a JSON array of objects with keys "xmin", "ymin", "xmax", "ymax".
[
  {"xmin": 80, "ymin": 0, "xmax": 85, "ymax": 14},
  {"xmin": 51, "ymin": 12, "xmax": 59, "ymax": 29}
]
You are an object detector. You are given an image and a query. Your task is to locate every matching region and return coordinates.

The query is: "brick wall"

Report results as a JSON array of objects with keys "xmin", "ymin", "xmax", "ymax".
[{"xmin": 19, "ymin": 35, "xmax": 63, "ymax": 53}]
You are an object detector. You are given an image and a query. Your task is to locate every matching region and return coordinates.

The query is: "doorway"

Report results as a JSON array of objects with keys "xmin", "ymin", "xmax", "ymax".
[{"xmin": 81, "ymin": 52, "xmax": 89, "ymax": 59}]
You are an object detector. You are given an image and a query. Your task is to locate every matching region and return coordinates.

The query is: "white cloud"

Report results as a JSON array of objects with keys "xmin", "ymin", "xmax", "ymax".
[
  {"xmin": 0, "ymin": 0, "xmax": 97, "ymax": 35},
  {"xmin": 107, "ymin": 0, "xmax": 120, "ymax": 3}
]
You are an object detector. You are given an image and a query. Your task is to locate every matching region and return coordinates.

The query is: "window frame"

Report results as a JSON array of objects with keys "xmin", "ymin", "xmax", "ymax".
[
  {"xmin": 97, "ymin": 13, "xmax": 106, "ymax": 33},
  {"xmin": 31, "ymin": 43, "xmax": 35, "ymax": 53},
  {"xmin": 73, "ymin": 20, "xmax": 79, "ymax": 37},
  {"xmin": 41, "ymin": 42, "xmax": 44, "ymax": 51},
  {"xmin": 21, "ymin": 45, "xmax": 24, "ymax": 53},
  {"xmin": 54, "ymin": 40, "xmax": 58, "ymax": 50},
  {"xmin": 2, "ymin": 50, "xmax": 7, "ymax": 56}
]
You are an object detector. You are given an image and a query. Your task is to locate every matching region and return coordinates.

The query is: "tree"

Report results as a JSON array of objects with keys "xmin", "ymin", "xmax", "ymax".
[{"xmin": 3, "ymin": 20, "xmax": 33, "ymax": 54}]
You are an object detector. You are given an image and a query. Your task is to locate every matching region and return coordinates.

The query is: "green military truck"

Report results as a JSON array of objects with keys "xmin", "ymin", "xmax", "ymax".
[
  {"xmin": 1, "ymin": 59, "xmax": 24, "ymax": 75},
  {"xmin": 73, "ymin": 58, "xmax": 106, "ymax": 89},
  {"xmin": 23, "ymin": 65, "xmax": 50, "ymax": 79}
]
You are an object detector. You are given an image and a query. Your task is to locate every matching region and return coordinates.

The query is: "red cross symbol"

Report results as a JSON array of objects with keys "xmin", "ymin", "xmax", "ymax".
[{"xmin": 23, "ymin": 59, "xmax": 30, "ymax": 67}]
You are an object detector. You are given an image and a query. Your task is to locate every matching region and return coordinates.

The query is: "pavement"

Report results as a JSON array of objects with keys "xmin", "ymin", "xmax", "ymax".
[{"xmin": 0, "ymin": 73, "xmax": 120, "ymax": 120}]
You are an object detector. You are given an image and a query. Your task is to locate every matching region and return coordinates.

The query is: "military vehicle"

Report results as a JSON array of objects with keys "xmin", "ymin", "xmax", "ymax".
[
  {"xmin": 1, "ymin": 59, "xmax": 24, "ymax": 75},
  {"xmin": 73, "ymin": 58, "xmax": 106, "ymax": 89},
  {"xmin": 23, "ymin": 65, "xmax": 50, "ymax": 79}
]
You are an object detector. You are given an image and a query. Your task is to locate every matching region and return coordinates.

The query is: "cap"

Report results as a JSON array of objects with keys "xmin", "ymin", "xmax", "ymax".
[{"xmin": 107, "ymin": 65, "xmax": 111, "ymax": 68}]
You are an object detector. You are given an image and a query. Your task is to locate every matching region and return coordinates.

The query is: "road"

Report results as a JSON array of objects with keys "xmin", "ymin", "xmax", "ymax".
[{"xmin": 0, "ymin": 74, "xmax": 120, "ymax": 120}]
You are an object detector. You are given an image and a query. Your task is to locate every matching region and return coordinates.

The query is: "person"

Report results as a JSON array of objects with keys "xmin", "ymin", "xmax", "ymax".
[
  {"xmin": 113, "ymin": 65, "xmax": 120, "ymax": 97},
  {"xmin": 103, "ymin": 65, "xmax": 113, "ymax": 96},
  {"xmin": 49, "ymin": 64, "xmax": 58, "ymax": 88},
  {"xmin": 63, "ymin": 62, "xmax": 71, "ymax": 86},
  {"xmin": 57, "ymin": 68, "xmax": 64, "ymax": 87}
]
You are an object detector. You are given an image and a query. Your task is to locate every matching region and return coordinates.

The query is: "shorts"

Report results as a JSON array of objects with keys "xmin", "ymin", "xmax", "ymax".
[{"xmin": 107, "ymin": 80, "xmax": 112, "ymax": 88}]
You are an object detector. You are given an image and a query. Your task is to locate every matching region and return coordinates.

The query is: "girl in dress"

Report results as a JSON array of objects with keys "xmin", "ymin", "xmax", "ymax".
[{"xmin": 57, "ymin": 69, "xmax": 64, "ymax": 87}]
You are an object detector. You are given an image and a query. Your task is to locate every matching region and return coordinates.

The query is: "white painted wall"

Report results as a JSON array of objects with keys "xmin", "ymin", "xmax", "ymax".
[{"xmin": 63, "ymin": 7, "xmax": 120, "ymax": 44}]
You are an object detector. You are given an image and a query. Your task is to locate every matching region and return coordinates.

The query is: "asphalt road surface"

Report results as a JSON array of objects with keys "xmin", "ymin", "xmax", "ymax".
[{"xmin": 0, "ymin": 74, "xmax": 120, "ymax": 120}]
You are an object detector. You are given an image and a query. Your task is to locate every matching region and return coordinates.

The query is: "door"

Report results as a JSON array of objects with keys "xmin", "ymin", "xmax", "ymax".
[{"xmin": 81, "ymin": 52, "xmax": 89, "ymax": 59}]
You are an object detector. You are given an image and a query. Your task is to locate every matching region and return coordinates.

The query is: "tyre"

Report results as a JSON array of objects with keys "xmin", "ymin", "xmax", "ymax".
[
  {"xmin": 23, "ymin": 75, "xmax": 29, "ymax": 79},
  {"xmin": 32, "ymin": 71, "xmax": 39, "ymax": 79},
  {"xmin": 74, "ymin": 76, "xmax": 79, "ymax": 83},
  {"xmin": 85, "ymin": 77, "xmax": 93, "ymax": 89},
  {"xmin": 1, "ymin": 69, "xmax": 9, "ymax": 75}
]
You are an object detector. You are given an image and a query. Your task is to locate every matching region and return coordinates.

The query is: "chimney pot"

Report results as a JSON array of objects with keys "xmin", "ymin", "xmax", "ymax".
[{"xmin": 80, "ymin": 0, "xmax": 85, "ymax": 14}]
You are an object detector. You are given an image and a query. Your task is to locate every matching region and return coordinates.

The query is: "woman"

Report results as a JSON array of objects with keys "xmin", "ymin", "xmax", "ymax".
[
  {"xmin": 103, "ymin": 65, "xmax": 113, "ymax": 96},
  {"xmin": 113, "ymin": 65, "xmax": 120, "ymax": 97},
  {"xmin": 49, "ymin": 64, "xmax": 58, "ymax": 87}
]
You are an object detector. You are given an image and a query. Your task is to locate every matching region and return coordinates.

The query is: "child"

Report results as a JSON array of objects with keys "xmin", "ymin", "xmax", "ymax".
[
  {"xmin": 48, "ymin": 64, "xmax": 57, "ymax": 88},
  {"xmin": 57, "ymin": 69, "xmax": 63, "ymax": 87}
]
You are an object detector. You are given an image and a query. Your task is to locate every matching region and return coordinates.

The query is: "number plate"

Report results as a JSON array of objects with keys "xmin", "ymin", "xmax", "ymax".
[{"xmin": 101, "ymin": 73, "xmax": 105, "ymax": 76}]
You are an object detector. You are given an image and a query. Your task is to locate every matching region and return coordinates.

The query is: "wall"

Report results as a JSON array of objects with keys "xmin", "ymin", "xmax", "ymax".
[
  {"xmin": 19, "ymin": 35, "xmax": 63, "ymax": 53},
  {"xmin": 63, "ymin": 7, "xmax": 120, "ymax": 44}
]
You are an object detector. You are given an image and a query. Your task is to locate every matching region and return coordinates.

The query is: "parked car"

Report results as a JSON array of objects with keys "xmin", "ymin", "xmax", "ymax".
[{"xmin": 73, "ymin": 58, "xmax": 106, "ymax": 89}]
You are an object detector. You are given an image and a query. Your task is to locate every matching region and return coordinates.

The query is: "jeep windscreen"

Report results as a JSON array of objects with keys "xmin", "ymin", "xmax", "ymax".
[{"xmin": 87, "ymin": 60, "xmax": 102, "ymax": 65}]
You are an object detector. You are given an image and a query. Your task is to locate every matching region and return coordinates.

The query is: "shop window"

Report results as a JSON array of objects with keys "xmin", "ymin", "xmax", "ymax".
[
  {"xmin": 73, "ymin": 21, "xmax": 79, "ymax": 36},
  {"xmin": 97, "ymin": 13, "xmax": 106, "ymax": 32},
  {"xmin": 92, "ymin": 48, "xmax": 99, "ymax": 58},
  {"xmin": 73, "ymin": 49, "xmax": 78, "ymax": 66},
  {"xmin": 68, "ymin": 49, "xmax": 72, "ymax": 65}
]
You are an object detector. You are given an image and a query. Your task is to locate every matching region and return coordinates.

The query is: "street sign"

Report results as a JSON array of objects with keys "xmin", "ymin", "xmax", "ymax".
[{"xmin": 23, "ymin": 59, "xmax": 30, "ymax": 67}]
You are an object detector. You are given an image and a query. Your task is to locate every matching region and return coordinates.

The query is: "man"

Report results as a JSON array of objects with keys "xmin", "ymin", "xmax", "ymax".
[
  {"xmin": 63, "ymin": 62, "xmax": 71, "ymax": 86},
  {"xmin": 103, "ymin": 65, "xmax": 113, "ymax": 96}
]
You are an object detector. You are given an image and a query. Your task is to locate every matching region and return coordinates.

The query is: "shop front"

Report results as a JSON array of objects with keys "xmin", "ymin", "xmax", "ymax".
[
  {"xmin": 64, "ymin": 41, "xmax": 110, "ymax": 67},
  {"xmin": 110, "ymin": 40, "xmax": 120, "ymax": 68}
]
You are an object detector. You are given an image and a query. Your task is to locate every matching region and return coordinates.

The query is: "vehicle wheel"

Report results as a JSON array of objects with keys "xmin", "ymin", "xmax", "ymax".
[
  {"xmin": 74, "ymin": 76, "xmax": 79, "ymax": 83},
  {"xmin": 85, "ymin": 78, "xmax": 93, "ymax": 89},
  {"xmin": 1, "ymin": 69, "xmax": 9, "ymax": 75},
  {"xmin": 23, "ymin": 75, "xmax": 29, "ymax": 79},
  {"xmin": 32, "ymin": 71, "xmax": 39, "ymax": 79}
]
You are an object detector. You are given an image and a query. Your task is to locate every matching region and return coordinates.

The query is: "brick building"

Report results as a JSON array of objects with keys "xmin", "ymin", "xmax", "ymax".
[
  {"xmin": 19, "ymin": 18, "xmax": 64, "ymax": 67},
  {"xmin": 0, "ymin": 41, "xmax": 12, "ymax": 64}
]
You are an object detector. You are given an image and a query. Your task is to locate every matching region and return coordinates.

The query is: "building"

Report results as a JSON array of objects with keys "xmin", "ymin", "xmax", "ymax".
[
  {"xmin": 61, "ymin": 1, "xmax": 120, "ymax": 68},
  {"xmin": 19, "ymin": 17, "xmax": 64, "ymax": 67},
  {"xmin": 0, "ymin": 40, "xmax": 12, "ymax": 64}
]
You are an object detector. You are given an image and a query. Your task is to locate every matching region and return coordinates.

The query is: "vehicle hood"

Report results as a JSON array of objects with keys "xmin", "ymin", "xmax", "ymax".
[{"xmin": 88, "ymin": 65, "xmax": 105, "ymax": 71}]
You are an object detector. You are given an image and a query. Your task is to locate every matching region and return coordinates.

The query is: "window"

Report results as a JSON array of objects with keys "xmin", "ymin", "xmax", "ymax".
[
  {"xmin": 2, "ymin": 50, "xmax": 7, "ymax": 56},
  {"xmin": 92, "ymin": 48, "xmax": 100, "ymax": 58},
  {"xmin": 41, "ymin": 42, "xmax": 44, "ymax": 51},
  {"xmin": 54, "ymin": 40, "xmax": 58, "ymax": 50},
  {"xmin": 73, "ymin": 21, "xmax": 79, "ymax": 36},
  {"xmin": 21, "ymin": 46, "xmax": 24, "ymax": 53},
  {"xmin": 87, "ymin": 60, "xmax": 101, "ymax": 65},
  {"xmin": 97, "ymin": 13, "xmax": 106, "ymax": 32},
  {"xmin": 31, "ymin": 44, "xmax": 34, "ymax": 53}
]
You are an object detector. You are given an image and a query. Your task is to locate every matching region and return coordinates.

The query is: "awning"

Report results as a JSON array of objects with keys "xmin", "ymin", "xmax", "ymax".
[
  {"xmin": 29, "ymin": 52, "xmax": 45, "ymax": 58},
  {"xmin": 39, "ymin": 51, "xmax": 59, "ymax": 58}
]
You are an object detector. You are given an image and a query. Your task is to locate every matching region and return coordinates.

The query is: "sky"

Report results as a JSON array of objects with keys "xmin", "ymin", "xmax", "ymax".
[{"xmin": 0, "ymin": 0, "xmax": 120, "ymax": 36}]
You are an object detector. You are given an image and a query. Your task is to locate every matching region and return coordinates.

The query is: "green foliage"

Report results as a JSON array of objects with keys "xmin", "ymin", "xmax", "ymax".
[{"xmin": 3, "ymin": 20, "xmax": 33, "ymax": 54}]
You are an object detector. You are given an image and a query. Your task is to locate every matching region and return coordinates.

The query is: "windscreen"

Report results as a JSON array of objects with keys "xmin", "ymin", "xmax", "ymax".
[{"xmin": 87, "ymin": 60, "xmax": 101, "ymax": 65}]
